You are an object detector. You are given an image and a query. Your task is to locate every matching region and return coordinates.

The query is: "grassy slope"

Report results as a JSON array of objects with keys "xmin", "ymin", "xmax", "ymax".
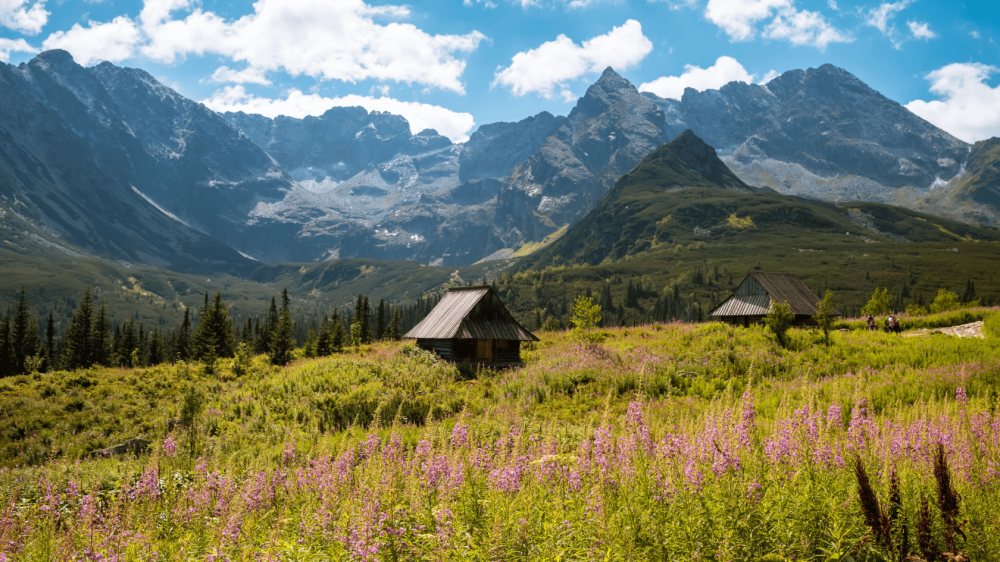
[{"xmin": 0, "ymin": 320, "xmax": 998, "ymax": 558}]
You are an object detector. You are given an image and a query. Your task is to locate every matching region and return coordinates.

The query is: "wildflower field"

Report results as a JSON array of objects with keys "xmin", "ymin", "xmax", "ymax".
[{"xmin": 1, "ymin": 317, "xmax": 999, "ymax": 561}]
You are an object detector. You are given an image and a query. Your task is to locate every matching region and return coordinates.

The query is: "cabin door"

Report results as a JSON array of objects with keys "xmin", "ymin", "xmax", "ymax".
[{"xmin": 476, "ymin": 339, "xmax": 493, "ymax": 361}]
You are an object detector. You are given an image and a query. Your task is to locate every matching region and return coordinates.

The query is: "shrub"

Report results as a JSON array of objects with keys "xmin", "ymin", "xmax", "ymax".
[
  {"xmin": 984, "ymin": 313, "xmax": 1000, "ymax": 341},
  {"xmin": 862, "ymin": 288, "xmax": 892, "ymax": 316},
  {"xmin": 764, "ymin": 300, "xmax": 794, "ymax": 347},
  {"xmin": 929, "ymin": 288, "xmax": 960, "ymax": 314}
]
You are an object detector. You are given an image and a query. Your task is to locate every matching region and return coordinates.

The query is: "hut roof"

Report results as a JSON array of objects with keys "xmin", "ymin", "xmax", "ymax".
[
  {"xmin": 404, "ymin": 286, "xmax": 539, "ymax": 341},
  {"xmin": 709, "ymin": 272, "xmax": 842, "ymax": 318}
]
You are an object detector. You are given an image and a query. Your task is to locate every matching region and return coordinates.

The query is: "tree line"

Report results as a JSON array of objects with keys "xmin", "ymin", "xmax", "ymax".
[{"xmin": 0, "ymin": 287, "xmax": 444, "ymax": 376}]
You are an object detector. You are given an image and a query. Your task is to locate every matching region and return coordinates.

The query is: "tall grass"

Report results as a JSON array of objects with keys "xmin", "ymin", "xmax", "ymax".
[{"xmin": 0, "ymin": 322, "xmax": 997, "ymax": 560}]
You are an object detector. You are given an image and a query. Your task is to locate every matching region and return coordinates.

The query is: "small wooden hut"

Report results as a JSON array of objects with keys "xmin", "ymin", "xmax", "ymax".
[
  {"xmin": 404, "ymin": 286, "xmax": 539, "ymax": 365},
  {"xmin": 709, "ymin": 272, "xmax": 841, "ymax": 327}
]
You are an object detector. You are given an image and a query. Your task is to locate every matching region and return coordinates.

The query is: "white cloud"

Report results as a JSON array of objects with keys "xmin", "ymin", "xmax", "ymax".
[
  {"xmin": 907, "ymin": 21, "xmax": 935, "ymax": 40},
  {"xmin": 905, "ymin": 63, "xmax": 1000, "ymax": 143},
  {"xmin": 764, "ymin": 6, "xmax": 851, "ymax": 49},
  {"xmin": 759, "ymin": 69, "xmax": 780, "ymax": 83},
  {"xmin": 202, "ymin": 86, "xmax": 477, "ymax": 143},
  {"xmin": 704, "ymin": 0, "xmax": 848, "ymax": 48},
  {"xmin": 864, "ymin": 0, "xmax": 912, "ymax": 34},
  {"xmin": 209, "ymin": 66, "xmax": 271, "ymax": 85},
  {"xmin": 136, "ymin": 0, "xmax": 485, "ymax": 94},
  {"xmin": 638, "ymin": 56, "xmax": 755, "ymax": 100},
  {"xmin": 648, "ymin": 0, "xmax": 698, "ymax": 9},
  {"xmin": 492, "ymin": 19, "xmax": 652, "ymax": 99},
  {"xmin": 827, "ymin": 0, "xmax": 838, "ymax": 10},
  {"xmin": 705, "ymin": 0, "xmax": 789, "ymax": 42},
  {"xmin": 969, "ymin": 30, "xmax": 980, "ymax": 39},
  {"xmin": 0, "ymin": 0, "xmax": 48, "ymax": 35},
  {"xmin": 41, "ymin": 16, "xmax": 141, "ymax": 65},
  {"xmin": 0, "ymin": 37, "xmax": 36, "ymax": 62}
]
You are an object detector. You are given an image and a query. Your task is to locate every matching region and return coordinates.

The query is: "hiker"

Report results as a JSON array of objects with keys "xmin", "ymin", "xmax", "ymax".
[
  {"xmin": 866, "ymin": 315, "xmax": 875, "ymax": 331},
  {"xmin": 892, "ymin": 315, "xmax": 902, "ymax": 335},
  {"xmin": 884, "ymin": 316, "xmax": 892, "ymax": 333}
]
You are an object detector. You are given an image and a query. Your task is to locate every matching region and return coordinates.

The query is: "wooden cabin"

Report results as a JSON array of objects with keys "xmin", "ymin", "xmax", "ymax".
[
  {"xmin": 709, "ymin": 272, "xmax": 841, "ymax": 327},
  {"xmin": 404, "ymin": 286, "xmax": 539, "ymax": 365}
]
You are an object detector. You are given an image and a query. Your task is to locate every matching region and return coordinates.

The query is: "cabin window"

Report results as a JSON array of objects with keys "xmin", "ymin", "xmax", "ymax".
[
  {"xmin": 476, "ymin": 339, "xmax": 493, "ymax": 360},
  {"xmin": 496, "ymin": 339, "xmax": 508, "ymax": 349}
]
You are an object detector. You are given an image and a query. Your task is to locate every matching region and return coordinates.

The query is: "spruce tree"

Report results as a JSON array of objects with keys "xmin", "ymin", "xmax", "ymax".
[
  {"xmin": 176, "ymin": 308, "xmax": 192, "ymax": 361},
  {"xmin": 375, "ymin": 299, "xmax": 386, "ymax": 341},
  {"xmin": 270, "ymin": 289, "xmax": 296, "ymax": 365},
  {"xmin": 148, "ymin": 328, "xmax": 165, "ymax": 366},
  {"xmin": 45, "ymin": 313, "xmax": 55, "ymax": 372},
  {"xmin": 12, "ymin": 288, "xmax": 40, "ymax": 375},
  {"xmin": 261, "ymin": 297, "xmax": 279, "ymax": 354},
  {"xmin": 360, "ymin": 296, "xmax": 372, "ymax": 344},
  {"xmin": 387, "ymin": 309, "xmax": 402, "ymax": 341},
  {"xmin": 91, "ymin": 304, "xmax": 112, "ymax": 367},
  {"xmin": 192, "ymin": 292, "xmax": 236, "ymax": 361},
  {"xmin": 0, "ymin": 310, "xmax": 11, "ymax": 377},
  {"xmin": 62, "ymin": 287, "xmax": 94, "ymax": 370},
  {"xmin": 119, "ymin": 319, "xmax": 137, "ymax": 368}
]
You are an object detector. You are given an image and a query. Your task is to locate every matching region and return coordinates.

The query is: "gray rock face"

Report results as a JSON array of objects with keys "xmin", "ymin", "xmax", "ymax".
[
  {"xmin": 493, "ymin": 67, "xmax": 668, "ymax": 248},
  {"xmin": 645, "ymin": 64, "xmax": 970, "ymax": 199},
  {"xmin": 0, "ymin": 50, "xmax": 258, "ymax": 273}
]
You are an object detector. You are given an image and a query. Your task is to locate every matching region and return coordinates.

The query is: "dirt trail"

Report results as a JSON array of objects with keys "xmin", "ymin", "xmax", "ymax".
[{"xmin": 906, "ymin": 321, "xmax": 984, "ymax": 339}]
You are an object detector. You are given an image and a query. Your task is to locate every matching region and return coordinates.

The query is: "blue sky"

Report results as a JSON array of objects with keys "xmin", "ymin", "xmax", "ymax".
[{"xmin": 1, "ymin": 0, "xmax": 999, "ymax": 143}]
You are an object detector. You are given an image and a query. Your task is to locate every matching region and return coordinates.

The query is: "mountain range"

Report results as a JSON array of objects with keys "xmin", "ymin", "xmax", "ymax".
[{"xmin": 2, "ymin": 50, "xmax": 1000, "ymax": 284}]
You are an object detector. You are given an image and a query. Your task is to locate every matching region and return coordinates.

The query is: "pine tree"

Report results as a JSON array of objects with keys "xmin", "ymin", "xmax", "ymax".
[
  {"xmin": 91, "ymin": 304, "xmax": 112, "ymax": 367},
  {"xmin": 62, "ymin": 287, "xmax": 94, "ymax": 370},
  {"xmin": 270, "ymin": 289, "xmax": 296, "ymax": 365},
  {"xmin": 119, "ymin": 319, "xmax": 137, "ymax": 368},
  {"xmin": 330, "ymin": 309, "xmax": 346, "ymax": 351},
  {"xmin": 11, "ymin": 288, "xmax": 40, "ymax": 375},
  {"xmin": 176, "ymin": 308, "xmax": 192, "ymax": 361},
  {"xmin": 45, "ymin": 313, "xmax": 55, "ymax": 371},
  {"xmin": 375, "ymin": 299, "xmax": 386, "ymax": 341},
  {"xmin": 0, "ymin": 310, "xmax": 11, "ymax": 377},
  {"xmin": 192, "ymin": 292, "xmax": 236, "ymax": 361},
  {"xmin": 387, "ymin": 309, "xmax": 402, "ymax": 341},
  {"xmin": 260, "ymin": 297, "xmax": 279, "ymax": 354},
  {"xmin": 148, "ymin": 328, "xmax": 165, "ymax": 366}
]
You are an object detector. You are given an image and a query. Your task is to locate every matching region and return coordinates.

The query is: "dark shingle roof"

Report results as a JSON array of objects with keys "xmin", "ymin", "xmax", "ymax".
[
  {"xmin": 710, "ymin": 272, "xmax": 842, "ymax": 318},
  {"xmin": 404, "ymin": 286, "xmax": 539, "ymax": 341}
]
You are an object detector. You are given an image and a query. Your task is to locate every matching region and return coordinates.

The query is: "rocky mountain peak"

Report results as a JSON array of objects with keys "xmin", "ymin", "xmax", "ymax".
[{"xmin": 571, "ymin": 66, "xmax": 655, "ymax": 119}]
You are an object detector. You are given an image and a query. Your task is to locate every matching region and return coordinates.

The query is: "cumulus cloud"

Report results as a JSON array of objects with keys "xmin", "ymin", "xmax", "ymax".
[
  {"xmin": 42, "ymin": 16, "xmax": 141, "ymax": 65},
  {"xmin": 492, "ymin": 19, "xmax": 652, "ymax": 99},
  {"xmin": 639, "ymin": 56, "xmax": 755, "ymax": 100},
  {"xmin": 705, "ymin": 0, "xmax": 849, "ymax": 48},
  {"xmin": 209, "ymin": 66, "xmax": 272, "ymax": 85},
  {"xmin": 759, "ymin": 69, "xmax": 781, "ymax": 83},
  {"xmin": 0, "ymin": 37, "xmax": 37, "ymax": 62},
  {"xmin": 764, "ymin": 6, "xmax": 850, "ymax": 49},
  {"xmin": 202, "ymin": 86, "xmax": 477, "ymax": 143},
  {"xmin": 907, "ymin": 21, "xmax": 935, "ymax": 40},
  {"xmin": 864, "ymin": 0, "xmax": 912, "ymax": 34},
  {"xmin": 705, "ymin": 0, "xmax": 789, "ymax": 42},
  {"xmin": 0, "ymin": 0, "xmax": 48, "ymax": 35},
  {"xmin": 905, "ymin": 63, "xmax": 1000, "ymax": 143},
  {"xmin": 136, "ymin": 0, "xmax": 485, "ymax": 94}
]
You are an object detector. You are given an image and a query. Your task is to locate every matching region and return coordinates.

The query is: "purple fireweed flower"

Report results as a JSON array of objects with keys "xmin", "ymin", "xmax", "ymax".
[
  {"xmin": 489, "ymin": 455, "xmax": 530, "ymax": 493},
  {"xmin": 452, "ymin": 422, "xmax": 468, "ymax": 448},
  {"xmin": 746, "ymin": 482, "xmax": 763, "ymax": 502},
  {"xmin": 827, "ymin": 404, "xmax": 843, "ymax": 428},
  {"xmin": 162, "ymin": 434, "xmax": 177, "ymax": 458},
  {"xmin": 361, "ymin": 433, "xmax": 380, "ymax": 460},
  {"xmin": 956, "ymin": 386, "xmax": 968, "ymax": 406},
  {"xmin": 625, "ymin": 402, "xmax": 654, "ymax": 454},
  {"xmin": 738, "ymin": 390, "xmax": 756, "ymax": 449},
  {"xmin": 283, "ymin": 440, "xmax": 296, "ymax": 465}
]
